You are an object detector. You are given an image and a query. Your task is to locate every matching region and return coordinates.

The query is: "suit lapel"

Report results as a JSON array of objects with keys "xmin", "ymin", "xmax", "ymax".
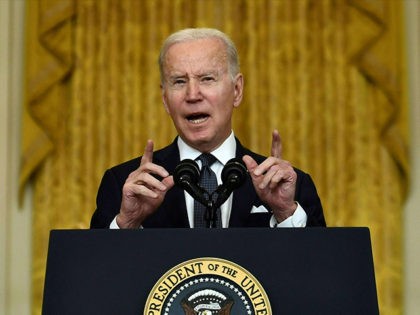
[
  {"xmin": 153, "ymin": 139, "xmax": 190, "ymax": 227},
  {"xmin": 228, "ymin": 139, "xmax": 258, "ymax": 227}
]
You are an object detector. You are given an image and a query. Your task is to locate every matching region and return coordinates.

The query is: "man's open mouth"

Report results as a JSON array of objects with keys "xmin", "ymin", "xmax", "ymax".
[{"xmin": 187, "ymin": 113, "xmax": 209, "ymax": 124}]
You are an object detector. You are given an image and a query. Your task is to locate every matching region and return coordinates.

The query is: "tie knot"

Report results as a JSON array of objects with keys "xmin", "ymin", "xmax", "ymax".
[{"xmin": 198, "ymin": 153, "xmax": 217, "ymax": 167}]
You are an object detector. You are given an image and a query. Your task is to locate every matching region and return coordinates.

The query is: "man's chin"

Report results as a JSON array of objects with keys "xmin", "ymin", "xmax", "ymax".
[{"xmin": 183, "ymin": 134, "xmax": 218, "ymax": 152}]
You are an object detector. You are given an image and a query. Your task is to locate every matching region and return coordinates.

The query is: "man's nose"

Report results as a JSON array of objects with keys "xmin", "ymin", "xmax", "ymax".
[{"xmin": 186, "ymin": 80, "xmax": 202, "ymax": 101}]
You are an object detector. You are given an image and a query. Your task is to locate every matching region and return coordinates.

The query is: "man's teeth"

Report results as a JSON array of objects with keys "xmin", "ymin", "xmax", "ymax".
[{"xmin": 188, "ymin": 116, "xmax": 208, "ymax": 124}]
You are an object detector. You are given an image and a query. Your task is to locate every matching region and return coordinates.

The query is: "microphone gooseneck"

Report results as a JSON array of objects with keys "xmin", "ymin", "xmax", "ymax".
[
  {"xmin": 173, "ymin": 157, "xmax": 248, "ymax": 227},
  {"xmin": 173, "ymin": 159, "xmax": 209, "ymax": 207}
]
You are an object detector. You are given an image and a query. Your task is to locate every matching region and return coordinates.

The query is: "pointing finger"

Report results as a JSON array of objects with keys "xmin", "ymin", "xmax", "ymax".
[
  {"xmin": 141, "ymin": 140, "xmax": 154, "ymax": 166},
  {"xmin": 271, "ymin": 129, "xmax": 282, "ymax": 159}
]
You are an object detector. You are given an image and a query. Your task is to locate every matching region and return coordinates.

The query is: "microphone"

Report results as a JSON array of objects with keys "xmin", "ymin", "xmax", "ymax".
[
  {"xmin": 213, "ymin": 158, "xmax": 248, "ymax": 207},
  {"xmin": 173, "ymin": 159, "xmax": 209, "ymax": 207}
]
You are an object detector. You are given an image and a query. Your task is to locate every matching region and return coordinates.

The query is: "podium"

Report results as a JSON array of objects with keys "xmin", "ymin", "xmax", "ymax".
[{"xmin": 42, "ymin": 228, "xmax": 379, "ymax": 314}]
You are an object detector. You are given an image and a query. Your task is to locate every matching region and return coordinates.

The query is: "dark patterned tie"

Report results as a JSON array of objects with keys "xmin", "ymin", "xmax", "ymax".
[{"xmin": 194, "ymin": 153, "xmax": 221, "ymax": 228}]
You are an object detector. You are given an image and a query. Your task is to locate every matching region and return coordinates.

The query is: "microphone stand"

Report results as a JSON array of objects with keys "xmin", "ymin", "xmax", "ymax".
[
  {"xmin": 205, "ymin": 188, "xmax": 230, "ymax": 228},
  {"xmin": 204, "ymin": 199, "xmax": 218, "ymax": 228}
]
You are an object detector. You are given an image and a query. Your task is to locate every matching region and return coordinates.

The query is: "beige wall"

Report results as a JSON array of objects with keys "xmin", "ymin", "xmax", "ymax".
[
  {"xmin": 0, "ymin": 0, "xmax": 418, "ymax": 314},
  {"xmin": 404, "ymin": 0, "xmax": 420, "ymax": 314},
  {"xmin": 0, "ymin": 1, "xmax": 32, "ymax": 314}
]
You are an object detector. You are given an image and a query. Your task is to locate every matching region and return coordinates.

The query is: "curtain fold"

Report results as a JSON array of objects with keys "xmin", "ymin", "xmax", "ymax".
[
  {"xmin": 20, "ymin": 0, "xmax": 75, "ymax": 198},
  {"xmin": 21, "ymin": 1, "xmax": 408, "ymax": 314}
]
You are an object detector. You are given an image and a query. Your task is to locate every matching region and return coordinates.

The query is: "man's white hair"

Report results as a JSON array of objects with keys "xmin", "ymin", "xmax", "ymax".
[{"xmin": 158, "ymin": 28, "xmax": 240, "ymax": 83}]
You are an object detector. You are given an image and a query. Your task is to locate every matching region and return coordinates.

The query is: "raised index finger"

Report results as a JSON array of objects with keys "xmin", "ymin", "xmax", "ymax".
[
  {"xmin": 140, "ymin": 139, "xmax": 154, "ymax": 166},
  {"xmin": 270, "ymin": 129, "xmax": 282, "ymax": 159}
]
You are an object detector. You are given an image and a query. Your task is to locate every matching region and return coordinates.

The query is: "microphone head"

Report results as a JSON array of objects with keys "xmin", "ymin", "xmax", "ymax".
[
  {"xmin": 221, "ymin": 158, "xmax": 247, "ymax": 189},
  {"xmin": 173, "ymin": 159, "xmax": 200, "ymax": 187}
]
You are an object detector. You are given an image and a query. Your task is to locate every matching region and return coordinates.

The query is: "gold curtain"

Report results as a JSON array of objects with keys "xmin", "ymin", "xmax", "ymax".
[{"xmin": 21, "ymin": 0, "xmax": 408, "ymax": 314}]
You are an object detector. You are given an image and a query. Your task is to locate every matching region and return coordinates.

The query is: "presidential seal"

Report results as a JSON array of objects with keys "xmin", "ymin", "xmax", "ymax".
[{"xmin": 144, "ymin": 257, "xmax": 271, "ymax": 315}]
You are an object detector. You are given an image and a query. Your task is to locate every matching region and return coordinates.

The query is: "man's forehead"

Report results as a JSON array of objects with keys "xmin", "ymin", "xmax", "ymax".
[{"xmin": 164, "ymin": 41, "xmax": 228, "ymax": 75}]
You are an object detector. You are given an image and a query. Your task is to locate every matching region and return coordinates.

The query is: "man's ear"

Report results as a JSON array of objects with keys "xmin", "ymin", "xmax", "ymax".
[{"xmin": 233, "ymin": 73, "xmax": 244, "ymax": 108}]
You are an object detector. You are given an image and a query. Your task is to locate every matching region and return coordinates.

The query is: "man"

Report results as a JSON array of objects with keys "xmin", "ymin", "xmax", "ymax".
[{"xmin": 90, "ymin": 28, "xmax": 326, "ymax": 229}]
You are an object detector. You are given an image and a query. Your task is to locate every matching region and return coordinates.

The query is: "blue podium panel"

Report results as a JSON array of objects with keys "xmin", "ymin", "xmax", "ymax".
[{"xmin": 42, "ymin": 228, "xmax": 379, "ymax": 315}]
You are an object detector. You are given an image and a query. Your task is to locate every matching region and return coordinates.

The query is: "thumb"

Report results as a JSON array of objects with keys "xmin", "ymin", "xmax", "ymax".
[
  {"xmin": 242, "ymin": 155, "xmax": 258, "ymax": 173},
  {"xmin": 162, "ymin": 175, "xmax": 175, "ymax": 189}
]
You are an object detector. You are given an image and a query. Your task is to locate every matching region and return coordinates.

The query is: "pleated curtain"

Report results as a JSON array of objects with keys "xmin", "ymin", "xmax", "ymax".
[{"xmin": 21, "ymin": 0, "xmax": 408, "ymax": 314}]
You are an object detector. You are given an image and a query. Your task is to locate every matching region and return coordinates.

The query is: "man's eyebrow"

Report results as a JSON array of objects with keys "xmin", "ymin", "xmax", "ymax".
[
  {"xmin": 166, "ymin": 70, "xmax": 220, "ymax": 80},
  {"xmin": 195, "ymin": 70, "xmax": 220, "ymax": 78},
  {"xmin": 200, "ymin": 72, "xmax": 216, "ymax": 76},
  {"xmin": 168, "ymin": 74, "xmax": 187, "ymax": 80}
]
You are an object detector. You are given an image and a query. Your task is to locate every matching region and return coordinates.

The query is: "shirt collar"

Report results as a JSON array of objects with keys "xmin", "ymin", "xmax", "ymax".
[{"xmin": 177, "ymin": 131, "xmax": 236, "ymax": 166}]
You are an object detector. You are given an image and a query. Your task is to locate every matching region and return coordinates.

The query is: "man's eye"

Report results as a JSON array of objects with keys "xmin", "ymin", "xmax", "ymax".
[
  {"xmin": 201, "ymin": 76, "xmax": 215, "ymax": 82},
  {"xmin": 173, "ymin": 79, "xmax": 186, "ymax": 85}
]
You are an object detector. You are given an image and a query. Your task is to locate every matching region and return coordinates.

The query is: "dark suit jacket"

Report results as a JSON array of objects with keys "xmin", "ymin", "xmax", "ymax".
[{"xmin": 90, "ymin": 138, "xmax": 326, "ymax": 228}]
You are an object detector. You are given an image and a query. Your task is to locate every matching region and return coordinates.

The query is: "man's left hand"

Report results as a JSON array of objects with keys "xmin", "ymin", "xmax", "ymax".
[{"xmin": 242, "ymin": 130, "xmax": 297, "ymax": 222}]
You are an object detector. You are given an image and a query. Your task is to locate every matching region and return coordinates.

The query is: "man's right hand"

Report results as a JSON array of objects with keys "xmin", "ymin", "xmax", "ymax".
[{"xmin": 116, "ymin": 140, "xmax": 174, "ymax": 228}]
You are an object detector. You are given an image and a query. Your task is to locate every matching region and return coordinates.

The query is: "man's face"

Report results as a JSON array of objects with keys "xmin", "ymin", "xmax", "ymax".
[{"xmin": 161, "ymin": 38, "xmax": 243, "ymax": 152}]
